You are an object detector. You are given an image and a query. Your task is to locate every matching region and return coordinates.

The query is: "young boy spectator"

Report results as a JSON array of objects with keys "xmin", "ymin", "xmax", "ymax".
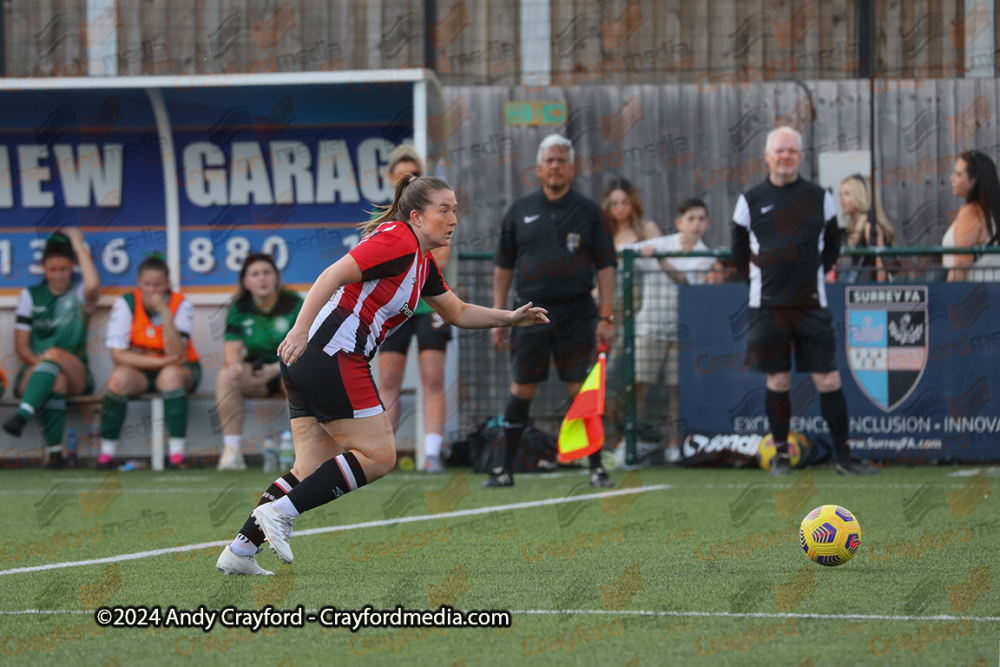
[{"xmin": 626, "ymin": 199, "xmax": 722, "ymax": 460}]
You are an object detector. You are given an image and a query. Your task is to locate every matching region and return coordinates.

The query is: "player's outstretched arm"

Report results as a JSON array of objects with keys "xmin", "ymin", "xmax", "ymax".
[
  {"xmin": 278, "ymin": 255, "xmax": 362, "ymax": 365},
  {"xmin": 424, "ymin": 291, "xmax": 549, "ymax": 330}
]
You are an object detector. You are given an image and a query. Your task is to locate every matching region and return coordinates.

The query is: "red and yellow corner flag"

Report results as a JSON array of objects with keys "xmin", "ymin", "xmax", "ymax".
[{"xmin": 557, "ymin": 348, "xmax": 606, "ymax": 463}]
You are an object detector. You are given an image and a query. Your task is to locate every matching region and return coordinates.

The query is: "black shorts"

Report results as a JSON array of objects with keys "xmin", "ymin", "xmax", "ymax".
[
  {"xmin": 510, "ymin": 295, "xmax": 597, "ymax": 384},
  {"xmin": 746, "ymin": 305, "xmax": 838, "ymax": 374},
  {"xmin": 281, "ymin": 344, "xmax": 384, "ymax": 423},
  {"xmin": 379, "ymin": 312, "xmax": 452, "ymax": 354}
]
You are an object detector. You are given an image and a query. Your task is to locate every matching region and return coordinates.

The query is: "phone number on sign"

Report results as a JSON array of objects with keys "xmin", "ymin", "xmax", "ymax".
[
  {"xmin": 95, "ymin": 605, "xmax": 512, "ymax": 632},
  {"xmin": 0, "ymin": 231, "xmax": 364, "ymax": 281}
]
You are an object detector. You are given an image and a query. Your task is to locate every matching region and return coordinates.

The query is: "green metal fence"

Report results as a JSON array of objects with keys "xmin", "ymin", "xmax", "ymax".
[{"xmin": 456, "ymin": 246, "xmax": 1000, "ymax": 466}]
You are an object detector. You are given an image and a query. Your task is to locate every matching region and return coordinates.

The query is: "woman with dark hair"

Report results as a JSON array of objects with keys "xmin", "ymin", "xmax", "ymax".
[
  {"xmin": 98, "ymin": 254, "xmax": 201, "ymax": 469},
  {"xmin": 3, "ymin": 229, "xmax": 100, "ymax": 469},
  {"xmin": 215, "ymin": 253, "xmax": 303, "ymax": 471},
  {"xmin": 216, "ymin": 175, "xmax": 548, "ymax": 575},
  {"xmin": 839, "ymin": 174, "xmax": 896, "ymax": 283},
  {"xmin": 946, "ymin": 150, "xmax": 1000, "ymax": 281}
]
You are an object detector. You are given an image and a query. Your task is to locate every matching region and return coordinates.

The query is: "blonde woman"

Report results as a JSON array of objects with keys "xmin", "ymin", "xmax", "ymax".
[{"xmin": 839, "ymin": 174, "xmax": 895, "ymax": 283}]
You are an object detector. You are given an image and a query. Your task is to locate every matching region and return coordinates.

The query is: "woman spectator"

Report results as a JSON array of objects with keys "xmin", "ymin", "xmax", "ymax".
[
  {"xmin": 600, "ymin": 178, "xmax": 661, "ymax": 455},
  {"xmin": 945, "ymin": 151, "xmax": 1000, "ymax": 282},
  {"xmin": 98, "ymin": 254, "xmax": 200, "ymax": 469},
  {"xmin": 3, "ymin": 229, "xmax": 100, "ymax": 469},
  {"xmin": 602, "ymin": 178, "xmax": 661, "ymax": 248},
  {"xmin": 216, "ymin": 253, "xmax": 303, "ymax": 471},
  {"xmin": 839, "ymin": 174, "xmax": 895, "ymax": 283}
]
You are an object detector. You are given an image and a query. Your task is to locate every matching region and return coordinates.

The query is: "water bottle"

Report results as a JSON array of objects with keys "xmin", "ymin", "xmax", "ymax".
[
  {"xmin": 65, "ymin": 428, "xmax": 79, "ymax": 468},
  {"xmin": 262, "ymin": 433, "xmax": 278, "ymax": 473},
  {"xmin": 278, "ymin": 430, "xmax": 294, "ymax": 469}
]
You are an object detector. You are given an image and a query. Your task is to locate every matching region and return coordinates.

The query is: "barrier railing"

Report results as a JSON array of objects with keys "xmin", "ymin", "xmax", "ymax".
[{"xmin": 457, "ymin": 246, "xmax": 1000, "ymax": 466}]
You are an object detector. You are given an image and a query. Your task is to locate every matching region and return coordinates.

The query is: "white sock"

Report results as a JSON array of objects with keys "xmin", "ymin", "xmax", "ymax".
[
  {"xmin": 229, "ymin": 534, "xmax": 257, "ymax": 557},
  {"xmin": 101, "ymin": 439, "xmax": 118, "ymax": 457},
  {"xmin": 168, "ymin": 438, "xmax": 186, "ymax": 458},
  {"xmin": 271, "ymin": 496, "xmax": 300, "ymax": 518},
  {"xmin": 223, "ymin": 435, "xmax": 242, "ymax": 453},
  {"xmin": 18, "ymin": 402, "xmax": 35, "ymax": 416},
  {"xmin": 425, "ymin": 432, "xmax": 443, "ymax": 458}
]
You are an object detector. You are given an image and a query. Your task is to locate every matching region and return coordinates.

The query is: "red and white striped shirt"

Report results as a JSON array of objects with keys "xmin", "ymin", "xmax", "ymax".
[{"xmin": 308, "ymin": 221, "xmax": 449, "ymax": 359}]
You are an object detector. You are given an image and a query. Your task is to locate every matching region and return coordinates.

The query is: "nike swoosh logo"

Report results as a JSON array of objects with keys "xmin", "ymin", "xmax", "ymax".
[
  {"xmin": 761, "ymin": 205, "xmax": 775, "ymax": 213},
  {"xmin": 524, "ymin": 215, "xmax": 540, "ymax": 223}
]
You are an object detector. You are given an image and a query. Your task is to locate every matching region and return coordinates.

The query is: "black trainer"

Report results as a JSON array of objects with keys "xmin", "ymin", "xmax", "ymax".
[
  {"xmin": 590, "ymin": 467, "xmax": 613, "ymax": 488},
  {"xmin": 837, "ymin": 458, "xmax": 881, "ymax": 476},
  {"xmin": 482, "ymin": 467, "xmax": 513, "ymax": 488},
  {"xmin": 3, "ymin": 413, "xmax": 27, "ymax": 437},
  {"xmin": 44, "ymin": 452, "xmax": 64, "ymax": 470},
  {"xmin": 770, "ymin": 453, "xmax": 792, "ymax": 476},
  {"xmin": 95, "ymin": 457, "xmax": 117, "ymax": 471}
]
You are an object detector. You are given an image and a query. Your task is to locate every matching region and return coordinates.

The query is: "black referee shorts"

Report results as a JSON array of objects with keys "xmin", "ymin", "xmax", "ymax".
[
  {"xmin": 510, "ymin": 294, "xmax": 597, "ymax": 384},
  {"xmin": 746, "ymin": 305, "xmax": 838, "ymax": 374},
  {"xmin": 379, "ymin": 312, "xmax": 452, "ymax": 354}
]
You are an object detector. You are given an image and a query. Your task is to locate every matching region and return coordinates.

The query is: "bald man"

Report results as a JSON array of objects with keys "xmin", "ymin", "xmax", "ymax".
[{"xmin": 731, "ymin": 126, "xmax": 879, "ymax": 476}]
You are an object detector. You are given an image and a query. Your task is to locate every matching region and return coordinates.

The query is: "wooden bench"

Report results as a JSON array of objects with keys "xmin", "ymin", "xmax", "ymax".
[{"xmin": 1, "ymin": 391, "xmax": 216, "ymax": 471}]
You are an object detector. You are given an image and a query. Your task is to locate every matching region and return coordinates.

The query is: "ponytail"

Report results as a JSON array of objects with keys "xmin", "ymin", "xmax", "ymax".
[{"xmin": 360, "ymin": 175, "xmax": 451, "ymax": 237}]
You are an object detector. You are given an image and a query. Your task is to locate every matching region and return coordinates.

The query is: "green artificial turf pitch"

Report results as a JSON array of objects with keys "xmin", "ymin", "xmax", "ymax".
[{"xmin": 0, "ymin": 465, "xmax": 997, "ymax": 666}]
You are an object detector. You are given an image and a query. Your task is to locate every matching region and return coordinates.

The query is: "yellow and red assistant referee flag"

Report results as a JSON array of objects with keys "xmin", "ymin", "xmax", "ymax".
[{"xmin": 557, "ymin": 348, "xmax": 607, "ymax": 463}]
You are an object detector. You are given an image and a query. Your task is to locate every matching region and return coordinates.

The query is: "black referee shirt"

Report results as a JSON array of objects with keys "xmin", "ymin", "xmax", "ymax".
[
  {"xmin": 731, "ymin": 177, "xmax": 841, "ymax": 309},
  {"xmin": 496, "ymin": 188, "xmax": 616, "ymax": 303}
]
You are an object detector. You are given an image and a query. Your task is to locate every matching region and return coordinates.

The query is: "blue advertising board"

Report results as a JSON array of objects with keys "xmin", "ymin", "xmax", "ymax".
[
  {"xmin": 0, "ymin": 89, "xmax": 165, "ymax": 291},
  {"xmin": 0, "ymin": 82, "xmax": 413, "ymax": 293},
  {"xmin": 162, "ymin": 85, "xmax": 411, "ymax": 288},
  {"xmin": 679, "ymin": 283, "xmax": 1000, "ymax": 463}
]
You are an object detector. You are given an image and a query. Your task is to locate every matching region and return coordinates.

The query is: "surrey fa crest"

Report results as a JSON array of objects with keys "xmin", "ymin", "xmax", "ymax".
[{"xmin": 846, "ymin": 286, "xmax": 928, "ymax": 412}]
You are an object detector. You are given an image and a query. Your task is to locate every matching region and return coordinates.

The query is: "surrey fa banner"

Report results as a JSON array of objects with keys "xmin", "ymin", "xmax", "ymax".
[
  {"xmin": 679, "ymin": 283, "xmax": 1000, "ymax": 463},
  {"xmin": 846, "ymin": 286, "xmax": 928, "ymax": 412}
]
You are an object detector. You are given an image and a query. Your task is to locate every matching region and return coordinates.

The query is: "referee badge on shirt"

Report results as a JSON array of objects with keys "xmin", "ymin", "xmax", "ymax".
[{"xmin": 566, "ymin": 233, "xmax": 581, "ymax": 253}]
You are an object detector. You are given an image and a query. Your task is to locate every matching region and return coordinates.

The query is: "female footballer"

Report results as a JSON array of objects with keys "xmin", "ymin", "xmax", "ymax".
[{"xmin": 217, "ymin": 176, "xmax": 548, "ymax": 574}]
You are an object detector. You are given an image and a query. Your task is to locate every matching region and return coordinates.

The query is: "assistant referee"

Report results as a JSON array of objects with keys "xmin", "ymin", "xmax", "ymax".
[
  {"xmin": 731, "ymin": 126, "xmax": 878, "ymax": 476},
  {"xmin": 488, "ymin": 134, "xmax": 617, "ymax": 488}
]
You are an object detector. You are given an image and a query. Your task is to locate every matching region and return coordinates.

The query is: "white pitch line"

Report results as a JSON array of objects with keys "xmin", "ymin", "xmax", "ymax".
[
  {"xmin": 3, "ymin": 608, "xmax": 999, "ymax": 624},
  {"xmin": 514, "ymin": 609, "xmax": 1000, "ymax": 623},
  {"xmin": 0, "ymin": 484, "xmax": 668, "ymax": 576}
]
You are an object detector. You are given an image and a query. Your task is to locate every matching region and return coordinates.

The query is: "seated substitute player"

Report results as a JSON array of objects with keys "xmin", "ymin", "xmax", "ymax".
[
  {"xmin": 97, "ymin": 254, "xmax": 201, "ymax": 469},
  {"xmin": 215, "ymin": 175, "xmax": 548, "ymax": 575},
  {"xmin": 731, "ymin": 126, "xmax": 878, "ymax": 476},
  {"xmin": 377, "ymin": 145, "xmax": 453, "ymax": 473},
  {"xmin": 3, "ymin": 229, "xmax": 101, "ymax": 469},
  {"xmin": 216, "ymin": 252, "xmax": 303, "ymax": 471}
]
